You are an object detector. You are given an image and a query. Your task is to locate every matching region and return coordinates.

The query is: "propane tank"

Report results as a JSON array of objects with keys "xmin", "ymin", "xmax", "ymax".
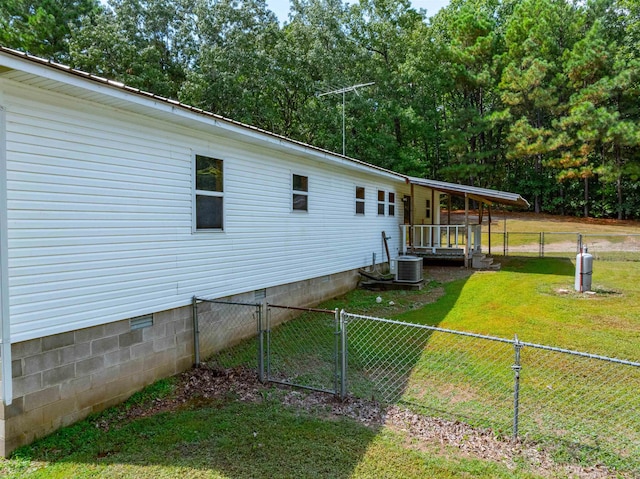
[{"xmin": 575, "ymin": 246, "xmax": 593, "ymax": 292}]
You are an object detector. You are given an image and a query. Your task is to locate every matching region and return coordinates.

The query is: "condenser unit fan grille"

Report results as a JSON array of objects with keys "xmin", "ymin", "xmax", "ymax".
[{"xmin": 395, "ymin": 256, "xmax": 423, "ymax": 283}]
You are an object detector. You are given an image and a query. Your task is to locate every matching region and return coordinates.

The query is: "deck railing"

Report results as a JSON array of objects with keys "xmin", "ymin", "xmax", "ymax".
[{"xmin": 400, "ymin": 224, "xmax": 482, "ymax": 257}]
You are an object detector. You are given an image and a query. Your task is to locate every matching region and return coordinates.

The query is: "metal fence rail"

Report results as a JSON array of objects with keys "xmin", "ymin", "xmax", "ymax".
[{"xmin": 490, "ymin": 232, "xmax": 640, "ymax": 260}]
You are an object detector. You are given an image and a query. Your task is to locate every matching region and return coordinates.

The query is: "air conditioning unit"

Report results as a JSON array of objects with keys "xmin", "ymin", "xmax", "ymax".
[{"xmin": 395, "ymin": 256, "xmax": 423, "ymax": 283}]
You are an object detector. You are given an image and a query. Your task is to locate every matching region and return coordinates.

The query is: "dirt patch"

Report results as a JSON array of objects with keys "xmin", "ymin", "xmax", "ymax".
[
  {"xmin": 427, "ymin": 265, "xmax": 475, "ymax": 283},
  {"xmin": 98, "ymin": 365, "xmax": 628, "ymax": 479}
]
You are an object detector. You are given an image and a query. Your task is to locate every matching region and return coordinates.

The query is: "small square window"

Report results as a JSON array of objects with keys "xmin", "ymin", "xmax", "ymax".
[
  {"xmin": 378, "ymin": 190, "xmax": 385, "ymax": 215},
  {"xmin": 293, "ymin": 174, "xmax": 308, "ymax": 211},
  {"xmin": 356, "ymin": 186, "xmax": 365, "ymax": 215}
]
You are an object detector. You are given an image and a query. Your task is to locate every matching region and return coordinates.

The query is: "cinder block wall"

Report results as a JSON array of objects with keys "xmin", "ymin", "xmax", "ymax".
[
  {"xmin": 0, "ymin": 269, "xmax": 360, "ymax": 456},
  {"xmin": 0, "ymin": 305, "xmax": 194, "ymax": 456}
]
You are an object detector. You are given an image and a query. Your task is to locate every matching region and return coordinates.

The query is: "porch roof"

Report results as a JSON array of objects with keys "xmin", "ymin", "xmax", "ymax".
[{"xmin": 406, "ymin": 177, "xmax": 530, "ymax": 209}]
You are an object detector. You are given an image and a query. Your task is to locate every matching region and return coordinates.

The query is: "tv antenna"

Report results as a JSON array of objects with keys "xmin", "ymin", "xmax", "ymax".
[{"xmin": 317, "ymin": 82, "xmax": 374, "ymax": 156}]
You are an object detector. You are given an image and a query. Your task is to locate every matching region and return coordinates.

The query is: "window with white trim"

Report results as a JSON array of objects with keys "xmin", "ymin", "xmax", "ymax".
[
  {"xmin": 356, "ymin": 186, "xmax": 365, "ymax": 215},
  {"xmin": 292, "ymin": 174, "xmax": 308, "ymax": 211},
  {"xmin": 425, "ymin": 199, "xmax": 431, "ymax": 219},
  {"xmin": 195, "ymin": 155, "xmax": 224, "ymax": 230},
  {"xmin": 377, "ymin": 190, "xmax": 385, "ymax": 215},
  {"xmin": 388, "ymin": 192, "xmax": 395, "ymax": 216}
]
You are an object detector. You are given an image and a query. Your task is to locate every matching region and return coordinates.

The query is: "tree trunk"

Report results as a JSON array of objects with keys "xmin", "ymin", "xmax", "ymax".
[
  {"xmin": 583, "ymin": 176, "xmax": 589, "ymax": 218},
  {"xmin": 617, "ymin": 145, "xmax": 623, "ymax": 220}
]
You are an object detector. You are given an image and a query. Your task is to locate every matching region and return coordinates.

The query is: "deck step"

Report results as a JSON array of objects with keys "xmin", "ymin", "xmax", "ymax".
[{"xmin": 472, "ymin": 253, "xmax": 501, "ymax": 270}]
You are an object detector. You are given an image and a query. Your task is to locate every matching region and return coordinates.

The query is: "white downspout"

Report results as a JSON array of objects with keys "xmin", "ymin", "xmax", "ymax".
[{"xmin": 0, "ymin": 104, "xmax": 12, "ymax": 406}]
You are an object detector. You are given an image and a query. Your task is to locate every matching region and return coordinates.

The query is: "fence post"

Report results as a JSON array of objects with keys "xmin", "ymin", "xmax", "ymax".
[
  {"xmin": 512, "ymin": 334, "xmax": 522, "ymax": 439},
  {"xmin": 333, "ymin": 308, "xmax": 340, "ymax": 396},
  {"xmin": 504, "ymin": 232, "xmax": 508, "ymax": 257},
  {"xmin": 340, "ymin": 310, "xmax": 348, "ymax": 401},
  {"xmin": 539, "ymin": 232, "xmax": 544, "ymax": 258},
  {"xmin": 192, "ymin": 296, "xmax": 201, "ymax": 366},
  {"xmin": 265, "ymin": 304, "xmax": 271, "ymax": 381},
  {"xmin": 257, "ymin": 302, "xmax": 265, "ymax": 383},
  {"xmin": 577, "ymin": 233, "xmax": 582, "ymax": 254}
]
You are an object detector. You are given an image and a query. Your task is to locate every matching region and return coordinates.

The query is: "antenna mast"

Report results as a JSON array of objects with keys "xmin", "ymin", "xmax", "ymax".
[{"xmin": 317, "ymin": 82, "xmax": 374, "ymax": 156}]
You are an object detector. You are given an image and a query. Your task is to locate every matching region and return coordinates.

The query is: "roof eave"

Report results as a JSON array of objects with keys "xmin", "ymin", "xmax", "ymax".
[{"xmin": 407, "ymin": 177, "xmax": 530, "ymax": 209}]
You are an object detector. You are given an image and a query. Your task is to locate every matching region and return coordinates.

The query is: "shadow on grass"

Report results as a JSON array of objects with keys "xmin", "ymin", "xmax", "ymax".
[{"xmin": 8, "ymin": 397, "xmax": 381, "ymax": 479}]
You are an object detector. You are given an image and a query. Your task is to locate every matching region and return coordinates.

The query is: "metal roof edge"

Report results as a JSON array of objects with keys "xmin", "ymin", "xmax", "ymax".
[
  {"xmin": 0, "ymin": 46, "xmax": 406, "ymax": 183},
  {"xmin": 407, "ymin": 176, "xmax": 530, "ymax": 208}
]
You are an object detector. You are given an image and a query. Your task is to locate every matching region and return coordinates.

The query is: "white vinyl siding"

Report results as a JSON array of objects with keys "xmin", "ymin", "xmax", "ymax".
[{"xmin": 4, "ymin": 81, "xmax": 404, "ymax": 342}]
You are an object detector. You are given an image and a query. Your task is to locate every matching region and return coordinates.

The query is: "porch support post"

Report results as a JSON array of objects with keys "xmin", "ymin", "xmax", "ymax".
[
  {"xmin": 431, "ymin": 189, "xmax": 435, "ymax": 246},
  {"xmin": 447, "ymin": 195, "xmax": 451, "ymax": 225},
  {"xmin": 410, "ymin": 183, "xmax": 415, "ymax": 250},
  {"xmin": 488, "ymin": 204, "xmax": 492, "ymax": 256},
  {"xmin": 464, "ymin": 194, "xmax": 470, "ymax": 267}
]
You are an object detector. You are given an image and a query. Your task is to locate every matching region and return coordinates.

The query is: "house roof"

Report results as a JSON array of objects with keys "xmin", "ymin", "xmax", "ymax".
[
  {"xmin": 0, "ymin": 46, "xmax": 529, "ymax": 208},
  {"xmin": 0, "ymin": 46, "xmax": 403, "ymax": 182},
  {"xmin": 407, "ymin": 177, "xmax": 530, "ymax": 208}
]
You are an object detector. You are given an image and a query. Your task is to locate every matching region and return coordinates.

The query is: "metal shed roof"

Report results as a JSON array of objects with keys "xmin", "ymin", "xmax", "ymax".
[{"xmin": 407, "ymin": 177, "xmax": 530, "ymax": 208}]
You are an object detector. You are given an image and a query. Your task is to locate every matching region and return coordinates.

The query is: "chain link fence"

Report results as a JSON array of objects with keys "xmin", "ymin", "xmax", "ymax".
[
  {"xmin": 192, "ymin": 297, "xmax": 263, "ymax": 376},
  {"xmin": 265, "ymin": 305, "xmax": 340, "ymax": 394},
  {"xmin": 488, "ymin": 232, "xmax": 640, "ymax": 261},
  {"xmin": 342, "ymin": 312, "xmax": 640, "ymax": 472},
  {"xmin": 345, "ymin": 314, "xmax": 515, "ymax": 432},
  {"xmin": 517, "ymin": 344, "xmax": 640, "ymax": 468},
  {"xmin": 192, "ymin": 299, "xmax": 640, "ymax": 472}
]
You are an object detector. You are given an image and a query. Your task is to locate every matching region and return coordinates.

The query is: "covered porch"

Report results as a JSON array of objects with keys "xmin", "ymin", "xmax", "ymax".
[{"xmin": 401, "ymin": 178, "xmax": 529, "ymax": 268}]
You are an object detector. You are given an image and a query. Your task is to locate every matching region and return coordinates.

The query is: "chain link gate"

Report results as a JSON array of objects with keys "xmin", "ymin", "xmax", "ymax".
[
  {"xmin": 265, "ymin": 304, "xmax": 343, "ymax": 396},
  {"xmin": 192, "ymin": 297, "xmax": 264, "ymax": 378}
]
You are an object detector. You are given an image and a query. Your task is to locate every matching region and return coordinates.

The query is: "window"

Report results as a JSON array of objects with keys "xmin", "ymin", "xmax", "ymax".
[
  {"xmin": 356, "ymin": 186, "xmax": 365, "ymax": 215},
  {"xmin": 195, "ymin": 155, "xmax": 224, "ymax": 230},
  {"xmin": 425, "ymin": 199, "xmax": 431, "ymax": 219},
  {"xmin": 378, "ymin": 190, "xmax": 385, "ymax": 215},
  {"xmin": 388, "ymin": 192, "xmax": 395, "ymax": 216},
  {"xmin": 292, "ymin": 174, "xmax": 308, "ymax": 211}
]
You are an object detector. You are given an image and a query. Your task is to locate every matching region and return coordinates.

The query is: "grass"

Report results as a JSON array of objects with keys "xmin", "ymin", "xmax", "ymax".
[{"xmin": 2, "ymin": 390, "xmax": 545, "ymax": 479}]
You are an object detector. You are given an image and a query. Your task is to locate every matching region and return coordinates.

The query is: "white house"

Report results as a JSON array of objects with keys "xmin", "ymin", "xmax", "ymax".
[{"xmin": 0, "ymin": 47, "xmax": 526, "ymax": 455}]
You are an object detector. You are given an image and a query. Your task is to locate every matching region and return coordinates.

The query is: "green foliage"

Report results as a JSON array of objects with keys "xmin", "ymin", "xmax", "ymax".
[
  {"xmin": 0, "ymin": 0, "xmax": 102, "ymax": 61},
  {"xmin": 3, "ymin": 0, "xmax": 640, "ymax": 218}
]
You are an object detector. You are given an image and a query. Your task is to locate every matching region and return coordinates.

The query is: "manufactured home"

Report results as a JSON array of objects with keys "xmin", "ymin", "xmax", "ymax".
[{"xmin": 0, "ymin": 47, "xmax": 527, "ymax": 455}]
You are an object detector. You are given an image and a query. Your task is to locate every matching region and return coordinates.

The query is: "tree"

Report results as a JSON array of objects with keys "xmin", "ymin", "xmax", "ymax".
[
  {"xmin": 499, "ymin": 0, "xmax": 580, "ymax": 213},
  {"xmin": 0, "ymin": 0, "xmax": 102, "ymax": 61},
  {"xmin": 431, "ymin": 0, "xmax": 506, "ymax": 188},
  {"xmin": 69, "ymin": 0, "xmax": 196, "ymax": 99}
]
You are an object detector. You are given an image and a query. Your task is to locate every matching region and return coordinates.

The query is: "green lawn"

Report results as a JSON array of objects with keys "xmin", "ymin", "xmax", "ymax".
[{"xmin": 2, "ymin": 393, "xmax": 547, "ymax": 479}]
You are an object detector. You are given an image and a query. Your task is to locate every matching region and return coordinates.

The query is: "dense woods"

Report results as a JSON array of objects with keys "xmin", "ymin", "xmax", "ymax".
[{"xmin": 2, "ymin": 0, "xmax": 639, "ymax": 218}]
